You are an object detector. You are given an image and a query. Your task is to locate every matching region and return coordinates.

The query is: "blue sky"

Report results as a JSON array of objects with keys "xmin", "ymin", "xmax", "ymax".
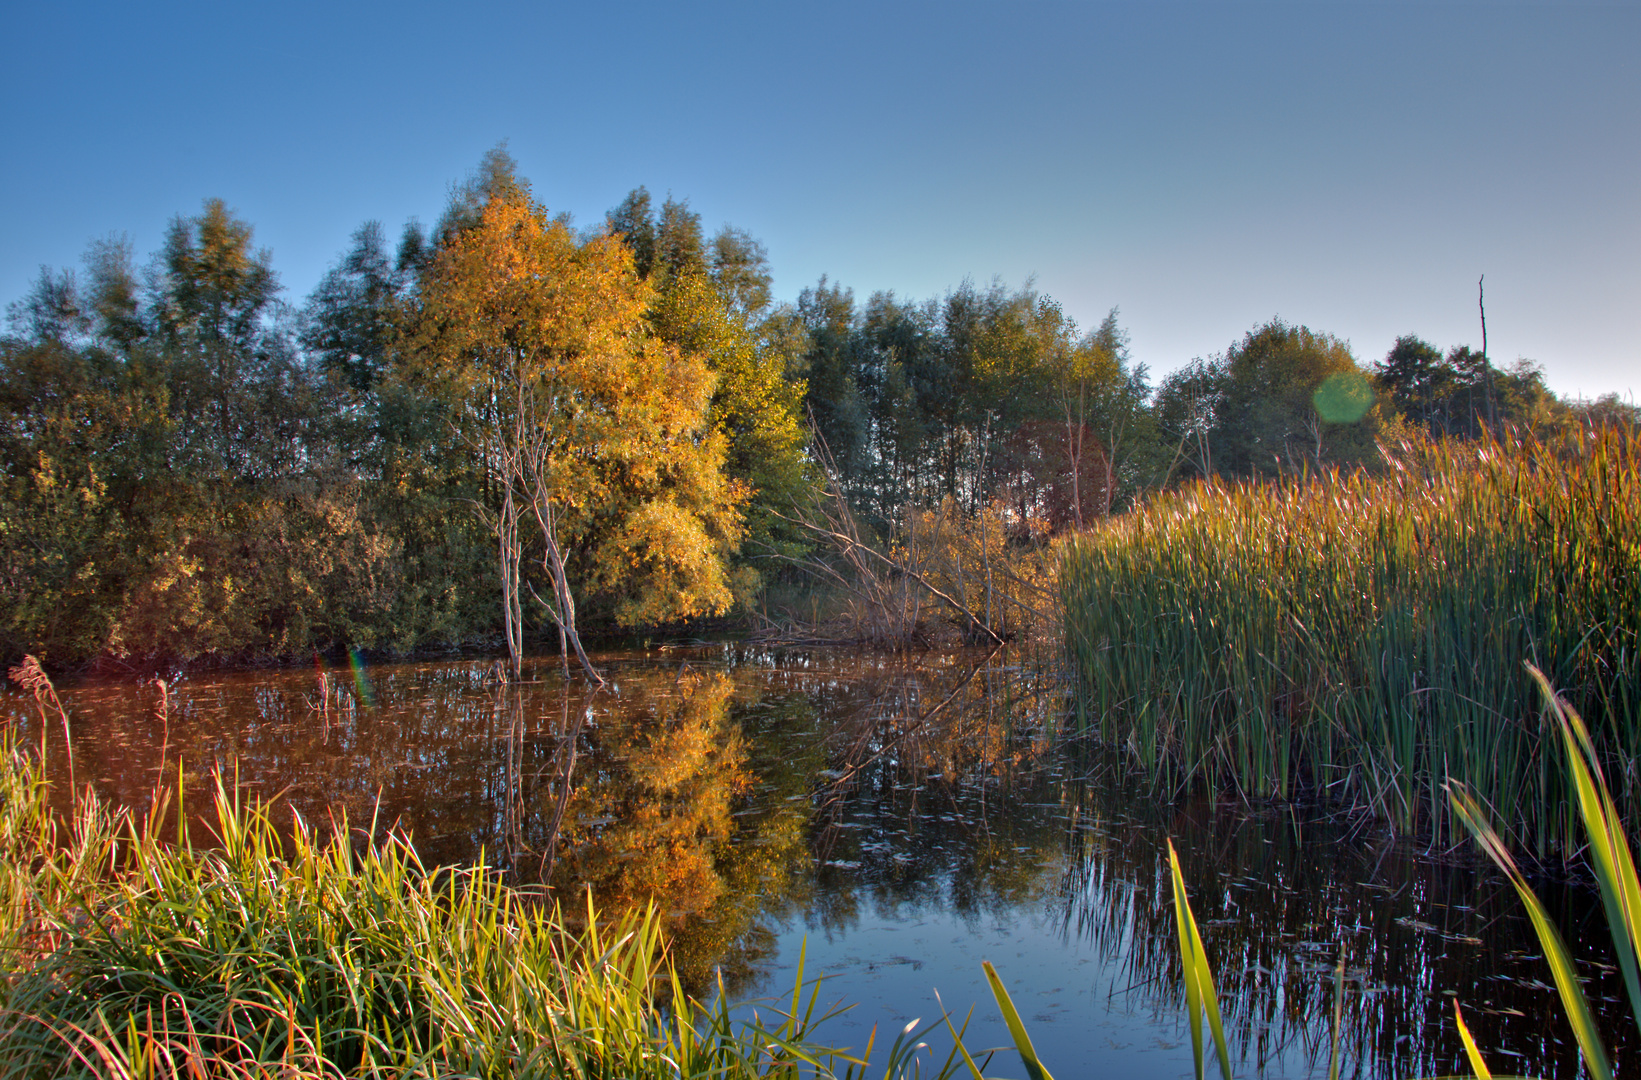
[{"xmin": 3, "ymin": 1, "xmax": 1635, "ymax": 397}]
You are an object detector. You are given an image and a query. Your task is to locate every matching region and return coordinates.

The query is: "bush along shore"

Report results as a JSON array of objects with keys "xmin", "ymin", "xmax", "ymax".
[{"xmin": 1060, "ymin": 426, "xmax": 1641, "ymax": 853}]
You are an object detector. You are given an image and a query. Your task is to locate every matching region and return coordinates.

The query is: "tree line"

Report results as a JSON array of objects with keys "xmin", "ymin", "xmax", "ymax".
[{"xmin": 2, "ymin": 149, "xmax": 1631, "ymax": 668}]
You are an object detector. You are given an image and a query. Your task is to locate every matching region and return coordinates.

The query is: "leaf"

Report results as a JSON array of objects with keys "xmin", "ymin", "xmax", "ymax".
[
  {"xmin": 1169, "ymin": 838, "xmax": 1233, "ymax": 1080},
  {"xmin": 981, "ymin": 960, "xmax": 1055, "ymax": 1080},
  {"xmin": 1448, "ymin": 782, "xmax": 1612, "ymax": 1080}
]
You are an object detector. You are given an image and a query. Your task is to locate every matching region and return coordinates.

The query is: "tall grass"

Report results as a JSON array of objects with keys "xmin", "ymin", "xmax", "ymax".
[
  {"xmin": 0, "ymin": 739, "xmax": 955, "ymax": 1079},
  {"xmin": 1060, "ymin": 426, "xmax": 1641, "ymax": 851}
]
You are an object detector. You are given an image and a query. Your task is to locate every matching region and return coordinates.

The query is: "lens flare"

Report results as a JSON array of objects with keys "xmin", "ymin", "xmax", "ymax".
[{"xmin": 348, "ymin": 647, "xmax": 376, "ymax": 708}]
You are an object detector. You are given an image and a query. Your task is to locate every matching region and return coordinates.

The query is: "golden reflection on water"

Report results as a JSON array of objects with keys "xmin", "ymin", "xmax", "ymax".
[
  {"xmin": 4, "ymin": 645, "xmax": 1637, "ymax": 1077},
  {"xmin": 0, "ymin": 646, "xmax": 1066, "ymax": 996}
]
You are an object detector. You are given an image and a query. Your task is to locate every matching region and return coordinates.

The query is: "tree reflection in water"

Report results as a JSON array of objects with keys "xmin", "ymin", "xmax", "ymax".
[{"xmin": 4, "ymin": 646, "xmax": 1637, "ymax": 1077}]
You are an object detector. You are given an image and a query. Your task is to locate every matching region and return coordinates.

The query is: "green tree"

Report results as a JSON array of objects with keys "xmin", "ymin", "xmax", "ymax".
[
  {"xmin": 1375, "ymin": 334, "xmax": 1490, "ymax": 438},
  {"xmin": 797, "ymin": 278, "xmax": 868, "ymax": 484},
  {"xmin": 82, "ymin": 237, "xmax": 146, "ymax": 354},
  {"xmin": 0, "ymin": 275, "xmax": 136, "ymax": 662},
  {"xmin": 1204, "ymin": 320, "xmax": 1381, "ymax": 479},
  {"xmin": 710, "ymin": 227, "xmax": 773, "ymax": 319},
  {"xmin": 858, "ymin": 291, "xmax": 939, "ymax": 514},
  {"xmin": 1573, "ymin": 393, "xmax": 1640, "ymax": 431},
  {"xmin": 301, "ymin": 220, "xmax": 421, "ymax": 394},
  {"xmin": 1044, "ymin": 309, "xmax": 1156, "ymax": 523},
  {"xmin": 1155, "ymin": 357, "xmax": 1223, "ymax": 482},
  {"xmin": 149, "ymin": 199, "xmax": 283, "ymax": 473},
  {"xmin": 1494, "ymin": 357, "xmax": 1569, "ymax": 431},
  {"xmin": 606, "ymin": 186, "xmax": 658, "ymax": 280}
]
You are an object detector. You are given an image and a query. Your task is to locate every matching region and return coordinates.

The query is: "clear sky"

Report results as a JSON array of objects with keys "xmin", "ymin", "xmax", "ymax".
[{"xmin": 3, "ymin": 0, "xmax": 1635, "ymax": 398}]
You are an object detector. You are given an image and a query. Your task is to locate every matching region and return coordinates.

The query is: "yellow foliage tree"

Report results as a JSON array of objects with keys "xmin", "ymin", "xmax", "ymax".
[{"xmin": 416, "ymin": 193, "xmax": 744, "ymax": 677}]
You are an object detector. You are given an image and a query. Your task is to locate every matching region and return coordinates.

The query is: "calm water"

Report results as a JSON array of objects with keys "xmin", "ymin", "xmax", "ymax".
[{"xmin": 4, "ymin": 644, "xmax": 1634, "ymax": 1078}]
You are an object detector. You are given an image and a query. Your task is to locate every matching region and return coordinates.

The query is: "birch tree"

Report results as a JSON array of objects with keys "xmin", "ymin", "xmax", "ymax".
[{"xmin": 419, "ymin": 193, "xmax": 743, "ymax": 681}]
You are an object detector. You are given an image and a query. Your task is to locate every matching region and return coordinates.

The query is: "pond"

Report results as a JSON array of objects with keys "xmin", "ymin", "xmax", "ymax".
[{"xmin": 4, "ymin": 644, "xmax": 1636, "ymax": 1078}]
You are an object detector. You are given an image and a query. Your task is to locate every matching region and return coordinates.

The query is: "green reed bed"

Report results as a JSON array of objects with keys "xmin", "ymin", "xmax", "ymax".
[
  {"xmin": 0, "ymin": 742, "xmax": 938, "ymax": 1080},
  {"xmin": 1060, "ymin": 427, "xmax": 1641, "ymax": 852}
]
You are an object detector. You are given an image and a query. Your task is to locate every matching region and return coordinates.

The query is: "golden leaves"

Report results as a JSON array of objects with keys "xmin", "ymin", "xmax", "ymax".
[{"xmin": 417, "ymin": 191, "xmax": 746, "ymax": 628}]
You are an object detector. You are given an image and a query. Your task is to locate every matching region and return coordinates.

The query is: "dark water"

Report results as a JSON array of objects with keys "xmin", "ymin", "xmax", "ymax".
[{"xmin": 4, "ymin": 645, "xmax": 1635, "ymax": 1078}]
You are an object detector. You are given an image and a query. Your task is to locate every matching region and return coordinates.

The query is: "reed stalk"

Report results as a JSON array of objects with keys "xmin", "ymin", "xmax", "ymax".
[{"xmin": 1060, "ymin": 426, "xmax": 1641, "ymax": 851}]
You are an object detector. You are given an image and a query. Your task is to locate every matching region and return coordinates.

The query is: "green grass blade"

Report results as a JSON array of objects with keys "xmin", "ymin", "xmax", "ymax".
[
  {"xmin": 981, "ymin": 961, "xmax": 1055, "ymax": 1080},
  {"xmin": 1453, "ymin": 1000, "xmax": 1492, "ymax": 1079},
  {"xmin": 937, "ymin": 998, "xmax": 988, "ymax": 1080},
  {"xmin": 1526, "ymin": 662, "xmax": 1641, "ymax": 1043},
  {"xmin": 1168, "ymin": 839, "xmax": 1233, "ymax": 1080},
  {"xmin": 1449, "ymin": 782, "xmax": 1612, "ymax": 1080},
  {"xmin": 1328, "ymin": 952, "xmax": 1345, "ymax": 1080}
]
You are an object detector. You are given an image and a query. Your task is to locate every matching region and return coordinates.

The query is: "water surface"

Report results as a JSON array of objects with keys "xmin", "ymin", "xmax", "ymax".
[{"xmin": 4, "ymin": 645, "xmax": 1633, "ymax": 1078}]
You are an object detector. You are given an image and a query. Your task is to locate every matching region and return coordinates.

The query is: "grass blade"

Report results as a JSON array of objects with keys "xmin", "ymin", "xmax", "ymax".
[
  {"xmin": 1453, "ymin": 1000, "xmax": 1492, "ymax": 1079},
  {"xmin": 981, "ymin": 960, "xmax": 1055, "ymax": 1080},
  {"xmin": 1168, "ymin": 838, "xmax": 1233, "ymax": 1080},
  {"xmin": 1448, "ymin": 781, "xmax": 1612, "ymax": 1080},
  {"xmin": 1526, "ymin": 662, "xmax": 1641, "ymax": 1043},
  {"xmin": 1328, "ymin": 952, "xmax": 1345, "ymax": 1080},
  {"xmin": 937, "ymin": 998, "xmax": 988, "ymax": 1080}
]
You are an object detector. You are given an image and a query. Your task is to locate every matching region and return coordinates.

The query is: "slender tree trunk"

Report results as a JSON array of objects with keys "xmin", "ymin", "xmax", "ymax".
[
  {"xmin": 524, "ymin": 452, "xmax": 605, "ymax": 688},
  {"xmin": 498, "ymin": 477, "xmax": 523, "ymax": 681},
  {"xmin": 1479, "ymin": 275, "xmax": 1498, "ymax": 433}
]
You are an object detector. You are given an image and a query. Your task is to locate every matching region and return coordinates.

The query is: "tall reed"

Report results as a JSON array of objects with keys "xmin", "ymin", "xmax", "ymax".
[
  {"xmin": 0, "ymin": 739, "xmax": 949, "ymax": 1079},
  {"xmin": 1060, "ymin": 426, "xmax": 1641, "ymax": 851}
]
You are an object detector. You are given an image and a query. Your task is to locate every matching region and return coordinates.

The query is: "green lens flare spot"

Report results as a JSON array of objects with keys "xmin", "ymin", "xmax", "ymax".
[{"xmin": 1312, "ymin": 371, "xmax": 1374, "ymax": 423}]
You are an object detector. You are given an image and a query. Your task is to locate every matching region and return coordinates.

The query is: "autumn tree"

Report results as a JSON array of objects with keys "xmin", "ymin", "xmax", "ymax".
[
  {"xmin": 416, "ymin": 188, "xmax": 743, "ymax": 679},
  {"xmin": 606, "ymin": 190, "xmax": 814, "ymax": 577}
]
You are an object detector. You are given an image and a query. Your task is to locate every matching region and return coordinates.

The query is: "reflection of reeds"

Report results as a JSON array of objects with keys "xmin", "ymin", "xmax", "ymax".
[
  {"xmin": 1061, "ymin": 427, "xmax": 1641, "ymax": 851},
  {"xmin": 1094, "ymin": 664, "xmax": 1641, "ymax": 1080},
  {"xmin": 1448, "ymin": 664, "xmax": 1641, "ymax": 1080},
  {"xmin": 1044, "ymin": 753, "xmax": 1633, "ymax": 1079}
]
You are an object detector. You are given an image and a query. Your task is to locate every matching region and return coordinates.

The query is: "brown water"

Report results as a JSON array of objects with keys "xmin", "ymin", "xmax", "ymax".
[{"xmin": 3, "ymin": 644, "xmax": 1635, "ymax": 1078}]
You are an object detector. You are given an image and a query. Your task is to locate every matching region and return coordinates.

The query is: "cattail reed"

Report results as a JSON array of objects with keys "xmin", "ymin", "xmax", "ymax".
[{"xmin": 1060, "ymin": 426, "xmax": 1641, "ymax": 853}]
